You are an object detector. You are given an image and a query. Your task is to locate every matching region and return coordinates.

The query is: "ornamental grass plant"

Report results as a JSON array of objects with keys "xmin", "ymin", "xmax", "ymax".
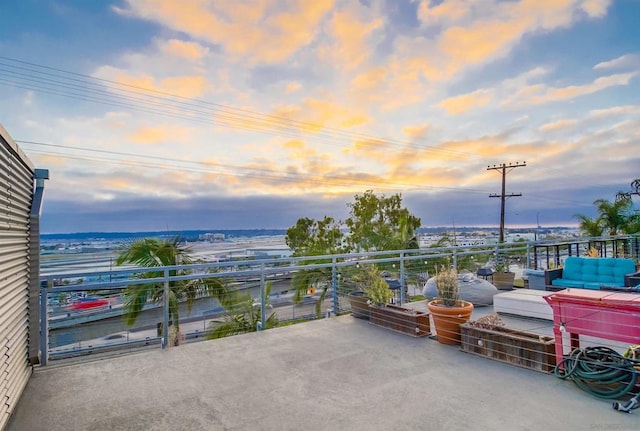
[{"xmin": 435, "ymin": 265, "xmax": 459, "ymax": 307}]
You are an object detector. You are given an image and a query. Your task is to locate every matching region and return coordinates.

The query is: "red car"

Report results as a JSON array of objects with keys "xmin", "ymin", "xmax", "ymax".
[{"xmin": 68, "ymin": 297, "xmax": 110, "ymax": 310}]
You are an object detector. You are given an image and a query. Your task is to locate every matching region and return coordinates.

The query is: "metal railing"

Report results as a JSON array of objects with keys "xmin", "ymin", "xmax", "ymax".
[{"xmin": 38, "ymin": 234, "xmax": 640, "ymax": 365}]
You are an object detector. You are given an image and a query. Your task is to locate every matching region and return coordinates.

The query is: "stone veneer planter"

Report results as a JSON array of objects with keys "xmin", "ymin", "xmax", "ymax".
[
  {"xmin": 460, "ymin": 323, "xmax": 556, "ymax": 373},
  {"xmin": 369, "ymin": 304, "xmax": 431, "ymax": 337}
]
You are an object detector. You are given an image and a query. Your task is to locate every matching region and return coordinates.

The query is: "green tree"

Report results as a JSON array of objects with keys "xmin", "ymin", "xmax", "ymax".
[
  {"xmin": 291, "ymin": 266, "xmax": 333, "ymax": 317},
  {"xmin": 615, "ymin": 192, "xmax": 640, "ymax": 234},
  {"xmin": 285, "ymin": 191, "xmax": 421, "ymax": 311},
  {"xmin": 116, "ymin": 237, "xmax": 229, "ymax": 334},
  {"xmin": 344, "ymin": 190, "xmax": 421, "ymax": 252},
  {"xmin": 285, "ymin": 217, "xmax": 343, "ymax": 316},
  {"xmin": 594, "ymin": 198, "xmax": 631, "ymax": 235},
  {"xmin": 285, "ymin": 216, "xmax": 344, "ymax": 257},
  {"xmin": 623, "ymin": 212, "xmax": 640, "ymax": 234},
  {"xmin": 574, "ymin": 214, "xmax": 604, "ymax": 237},
  {"xmin": 207, "ymin": 281, "xmax": 278, "ymax": 339},
  {"xmin": 575, "ymin": 193, "xmax": 637, "ymax": 236}
]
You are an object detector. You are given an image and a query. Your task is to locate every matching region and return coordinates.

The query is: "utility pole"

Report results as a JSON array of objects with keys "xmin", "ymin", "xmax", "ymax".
[{"xmin": 488, "ymin": 162, "xmax": 526, "ymax": 243}]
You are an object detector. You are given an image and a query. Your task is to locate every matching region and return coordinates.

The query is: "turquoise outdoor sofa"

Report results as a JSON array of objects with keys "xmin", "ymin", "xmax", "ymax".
[{"xmin": 544, "ymin": 257, "xmax": 640, "ymax": 291}]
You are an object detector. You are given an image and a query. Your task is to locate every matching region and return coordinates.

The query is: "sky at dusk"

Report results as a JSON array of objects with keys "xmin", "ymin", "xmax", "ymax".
[{"xmin": 0, "ymin": 0, "xmax": 639, "ymax": 234}]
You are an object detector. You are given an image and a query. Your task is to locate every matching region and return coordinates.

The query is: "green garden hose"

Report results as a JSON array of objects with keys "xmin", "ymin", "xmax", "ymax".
[{"xmin": 554, "ymin": 346, "xmax": 640, "ymax": 400}]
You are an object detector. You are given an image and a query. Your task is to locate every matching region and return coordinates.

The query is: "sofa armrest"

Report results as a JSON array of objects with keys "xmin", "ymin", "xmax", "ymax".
[
  {"xmin": 545, "ymin": 268, "xmax": 563, "ymax": 286},
  {"xmin": 625, "ymin": 272, "xmax": 640, "ymax": 287}
]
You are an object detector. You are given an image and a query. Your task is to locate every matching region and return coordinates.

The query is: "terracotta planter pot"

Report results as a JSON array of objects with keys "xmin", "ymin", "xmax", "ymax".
[{"xmin": 427, "ymin": 300, "xmax": 474, "ymax": 345}]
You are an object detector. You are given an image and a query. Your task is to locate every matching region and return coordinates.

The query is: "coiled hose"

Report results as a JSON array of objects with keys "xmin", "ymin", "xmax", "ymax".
[{"xmin": 554, "ymin": 346, "xmax": 639, "ymax": 400}]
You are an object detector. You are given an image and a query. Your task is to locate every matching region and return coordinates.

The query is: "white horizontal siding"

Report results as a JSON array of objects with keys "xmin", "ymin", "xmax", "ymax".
[{"xmin": 0, "ymin": 127, "xmax": 34, "ymax": 431}]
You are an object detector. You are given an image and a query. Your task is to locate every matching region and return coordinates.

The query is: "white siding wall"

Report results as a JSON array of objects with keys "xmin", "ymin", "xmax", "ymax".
[{"xmin": 0, "ymin": 126, "xmax": 34, "ymax": 431}]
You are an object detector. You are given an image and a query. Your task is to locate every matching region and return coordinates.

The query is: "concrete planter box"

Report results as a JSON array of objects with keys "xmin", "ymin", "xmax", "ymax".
[
  {"xmin": 369, "ymin": 304, "xmax": 431, "ymax": 337},
  {"xmin": 460, "ymin": 323, "xmax": 556, "ymax": 373}
]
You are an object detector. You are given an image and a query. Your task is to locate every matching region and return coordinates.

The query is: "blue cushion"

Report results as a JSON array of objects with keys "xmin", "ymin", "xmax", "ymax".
[
  {"xmin": 612, "ymin": 259, "xmax": 636, "ymax": 278},
  {"xmin": 581, "ymin": 259, "xmax": 599, "ymax": 282},
  {"xmin": 552, "ymin": 279, "xmax": 585, "ymax": 288},
  {"xmin": 553, "ymin": 257, "xmax": 636, "ymax": 290},
  {"xmin": 562, "ymin": 257, "xmax": 583, "ymax": 280}
]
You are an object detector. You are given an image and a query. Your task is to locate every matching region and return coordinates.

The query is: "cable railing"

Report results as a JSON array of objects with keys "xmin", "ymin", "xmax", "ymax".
[{"xmin": 39, "ymin": 234, "xmax": 640, "ymax": 366}]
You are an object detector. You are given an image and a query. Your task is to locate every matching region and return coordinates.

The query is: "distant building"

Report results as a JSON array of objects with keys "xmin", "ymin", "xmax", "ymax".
[{"xmin": 199, "ymin": 233, "xmax": 225, "ymax": 242}]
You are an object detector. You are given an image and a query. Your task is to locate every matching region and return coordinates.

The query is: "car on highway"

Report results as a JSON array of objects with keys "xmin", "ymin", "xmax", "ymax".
[{"xmin": 68, "ymin": 296, "xmax": 110, "ymax": 311}]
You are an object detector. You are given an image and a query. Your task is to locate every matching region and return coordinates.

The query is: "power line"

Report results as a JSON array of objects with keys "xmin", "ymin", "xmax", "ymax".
[
  {"xmin": 2, "ymin": 55, "xmax": 625, "ymax": 194},
  {"xmin": 1, "ymin": 57, "xmax": 626, "ymax": 210},
  {"xmin": 0, "ymin": 56, "xmax": 474, "ymax": 158},
  {"xmin": 15, "ymin": 140, "xmax": 452, "ymax": 192},
  {"xmin": 17, "ymin": 139, "xmax": 604, "ymax": 209}
]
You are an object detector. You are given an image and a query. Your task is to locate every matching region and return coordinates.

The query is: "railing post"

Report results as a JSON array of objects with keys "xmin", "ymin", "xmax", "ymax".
[
  {"xmin": 399, "ymin": 252, "xmax": 406, "ymax": 305},
  {"xmin": 39, "ymin": 281, "xmax": 50, "ymax": 366},
  {"xmin": 259, "ymin": 264, "xmax": 266, "ymax": 331},
  {"xmin": 162, "ymin": 269, "xmax": 169, "ymax": 349},
  {"xmin": 452, "ymin": 249, "xmax": 457, "ymax": 270},
  {"xmin": 331, "ymin": 258, "xmax": 338, "ymax": 314}
]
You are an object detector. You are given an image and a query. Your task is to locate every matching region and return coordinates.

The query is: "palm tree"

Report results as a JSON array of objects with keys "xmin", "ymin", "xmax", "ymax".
[
  {"xmin": 623, "ymin": 212, "xmax": 640, "ymax": 235},
  {"xmin": 116, "ymin": 237, "xmax": 229, "ymax": 337},
  {"xmin": 594, "ymin": 198, "xmax": 632, "ymax": 236},
  {"xmin": 207, "ymin": 281, "xmax": 278, "ymax": 339},
  {"xmin": 575, "ymin": 196, "xmax": 635, "ymax": 237},
  {"xmin": 291, "ymin": 266, "xmax": 333, "ymax": 318},
  {"xmin": 574, "ymin": 214, "xmax": 604, "ymax": 237}
]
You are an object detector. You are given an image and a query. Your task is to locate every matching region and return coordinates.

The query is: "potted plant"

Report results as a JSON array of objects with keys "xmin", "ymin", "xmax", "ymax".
[
  {"xmin": 427, "ymin": 265, "xmax": 474, "ymax": 345},
  {"xmin": 346, "ymin": 264, "xmax": 380, "ymax": 319},
  {"xmin": 492, "ymin": 258, "xmax": 515, "ymax": 290},
  {"xmin": 356, "ymin": 265, "xmax": 430, "ymax": 336},
  {"xmin": 362, "ymin": 265, "xmax": 395, "ymax": 307},
  {"xmin": 460, "ymin": 314, "xmax": 555, "ymax": 373}
]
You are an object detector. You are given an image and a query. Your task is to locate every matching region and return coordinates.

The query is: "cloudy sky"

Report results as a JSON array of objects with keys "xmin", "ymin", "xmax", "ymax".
[{"xmin": 0, "ymin": 0, "xmax": 638, "ymax": 234}]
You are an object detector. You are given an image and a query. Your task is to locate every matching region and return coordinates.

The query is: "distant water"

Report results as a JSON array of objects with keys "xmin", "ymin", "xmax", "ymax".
[
  {"xmin": 40, "ymin": 229, "xmax": 288, "ymax": 243},
  {"xmin": 41, "ymin": 226, "xmax": 573, "ymax": 243}
]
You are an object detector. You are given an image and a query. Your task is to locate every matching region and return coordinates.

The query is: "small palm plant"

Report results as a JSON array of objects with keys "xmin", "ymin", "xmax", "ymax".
[
  {"xmin": 291, "ymin": 266, "xmax": 332, "ymax": 318},
  {"xmin": 208, "ymin": 281, "xmax": 278, "ymax": 339},
  {"xmin": 435, "ymin": 265, "xmax": 459, "ymax": 307}
]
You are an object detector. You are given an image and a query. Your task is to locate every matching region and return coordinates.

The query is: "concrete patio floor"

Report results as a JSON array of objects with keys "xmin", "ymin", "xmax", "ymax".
[{"xmin": 7, "ymin": 314, "xmax": 638, "ymax": 431}]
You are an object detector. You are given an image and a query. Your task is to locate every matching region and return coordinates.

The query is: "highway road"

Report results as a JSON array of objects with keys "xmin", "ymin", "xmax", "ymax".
[{"xmin": 48, "ymin": 295, "xmax": 337, "ymax": 361}]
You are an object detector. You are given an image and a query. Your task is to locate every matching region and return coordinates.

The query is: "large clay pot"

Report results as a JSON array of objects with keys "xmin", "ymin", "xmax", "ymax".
[{"xmin": 427, "ymin": 300, "xmax": 474, "ymax": 345}]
